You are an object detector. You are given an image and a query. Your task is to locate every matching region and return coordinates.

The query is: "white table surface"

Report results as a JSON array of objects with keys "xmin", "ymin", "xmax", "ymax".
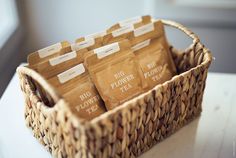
[{"xmin": 0, "ymin": 72, "xmax": 235, "ymax": 158}]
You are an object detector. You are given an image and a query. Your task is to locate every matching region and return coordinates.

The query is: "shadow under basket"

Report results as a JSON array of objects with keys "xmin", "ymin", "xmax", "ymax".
[{"xmin": 17, "ymin": 20, "xmax": 212, "ymax": 158}]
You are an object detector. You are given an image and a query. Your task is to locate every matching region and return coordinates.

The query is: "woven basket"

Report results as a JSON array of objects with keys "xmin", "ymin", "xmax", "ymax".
[{"xmin": 17, "ymin": 20, "xmax": 212, "ymax": 158}]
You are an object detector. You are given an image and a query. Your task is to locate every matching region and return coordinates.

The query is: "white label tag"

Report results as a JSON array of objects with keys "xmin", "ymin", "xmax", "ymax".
[
  {"xmin": 85, "ymin": 31, "xmax": 107, "ymax": 40},
  {"xmin": 71, "ymin": 38, "xmax": 95, "ymax": 51},
  {"xmin": 112, "ymin": 25, "xmax": 134, "ymax": 37},
  {"xmin": 49, "ymin": 51, "xmax": 77, "ymax": 66},
  {"xmin": 131, "ymin": 39, "xmax": 151, "ymax": 51},
  {"xmin": 134, "ymin": 23, "xmax": 154, "ymax": 37},
  {"xmin": 119, "ymin": 16, "xmax": 142, "ymax": 27},
  {"xmin": 94, "ymin": 42, "xmax": 120, "ymax": 59},
  {"xmin": 38, "ymin": 43, "xmax": 62, "ymax": 58},
  {"xmin": 57, "ymin": 64, "xmax": 85, "ymax": 84}
]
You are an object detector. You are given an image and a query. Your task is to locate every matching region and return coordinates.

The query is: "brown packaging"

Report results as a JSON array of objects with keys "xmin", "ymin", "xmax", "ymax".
[
  {"xmin": 103, "ymin": 25, "xmax": 133, "ymax": 46},
  {"xmin": 103, "ymin": 20, "xmax": 177, "ymax": 89},
  {"xmin": 48, "ymin": 63, "xmax": 106, "ymax": 120},
  {"xmin": 132, "ymin": 40, "xmax": 174, "ymax": 88},
  {"xmin": 34, "ymin": 35, "xmax": 107, "ymax": 79},
  {"xmin": 107, "ymin": 15, "xmax": 151, "ymax": 33},
  {"xmin": 82, "ymin": 30, "xmax": 107, "ymax": 41},
  {"xmin": 27, "ymin": 41, "xmax": 71, "ymax": 66},
  {"xmin": 73, "ymin": 36, "xmax": 103, "ymax": 51},
  {"xmin": 129, "ymin": 21, "xmax": 177, "ymax": 88},
  {"xmin": 34, "ymin": 50, "xmax": 86, "ymax": 79},
  {"xmin": 84, "ymin": 40, "xmax": 147, "ymax": 110}
]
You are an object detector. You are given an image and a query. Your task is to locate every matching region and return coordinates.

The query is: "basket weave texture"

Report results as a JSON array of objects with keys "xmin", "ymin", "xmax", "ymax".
[{"xmin": 17, "ymin": 20, "xmax": 212, "ymax": 158}]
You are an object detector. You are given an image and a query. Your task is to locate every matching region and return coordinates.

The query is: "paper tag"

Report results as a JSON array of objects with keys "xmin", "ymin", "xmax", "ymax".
[
  {"xmin": 119, "ymin": 16, "xmax": 142, "ymax": 27},
  {"xmin": 71, "ymin": 38, "xmax": 95, "ymax": 51},
  {"xmin": 49, "ymin": 51, "xmax": 77, "ymax": 66},
  {"xmin": 38, "ymin": 43, "xmax": 62, "ymax": 58},
  {"xmin": 112, "ymin": 25, "xmax": 134, "ymax": 37},
  {"xmin": 94, "ymin": 42, "xmax": 120, "ymax": 59},
  {"xmin": 134, "ymin": 23, "xmax": 154, "ymax": 37},
  {"xmin": 132, "ymin": 39, "xmax": 151, "ymax": 51},
  {"xmin": 85, "ymin": 31, "xmax": 107, "ymax": 40},
  {"xmin": 57, "ymin": 64, "xmax": 85, "ymax": 84}
]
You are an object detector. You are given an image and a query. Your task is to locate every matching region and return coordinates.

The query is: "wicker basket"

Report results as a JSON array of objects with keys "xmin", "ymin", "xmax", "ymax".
[{"xmin": 17, "ymin": 20, "xmax": 212, "ymax": 158}]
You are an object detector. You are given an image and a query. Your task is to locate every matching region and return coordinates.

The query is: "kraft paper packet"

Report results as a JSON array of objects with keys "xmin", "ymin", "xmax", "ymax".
[
  {"xmin": 84, "ymin": 40, "xmax": 147, "ymax": 110},
  {"xmin": 48, "ymin": 63, "xmax": 106, "ymax": 120},
  {"xmin": 34, "ymin": 36, "xmax": 105, "ymax": 79},
  {"xmin": 107, "ymin": 15, "xmax": 151, "ymax": 33},
  {"xmin": 103, "ymin": 18, "xmax": 151, "ymax": 45},
  {"xmin": 103, "ymin": 21, "xmax": 177, "ymax": 89},
  {"xmin": 129, "ymin": 21, "xmax": 177, "ymax": 88},
  {"xmin": 103, "ymin": 20, "xmax": 151, "ymax": 45},
  {"xmin": 83, "ymin": 30, "xmax": 107, "ymax": 40},
  {"xmin": 28, "ymin": 41, "xmax": 71, "ymax": 66},
  {"xmin": 103, "ymin": 25, "xmax": 133, "ymax": 45},
  {"xmin": 35, "ymin": 49, "xmax": 86, "ymax": 79},
  {"xmin": 73, "ymin": 36, "xmax": 103, "ymax": 52},
  {"xmin": 132, "ymin": 40, "xmax": 174, "ymax": 89}
]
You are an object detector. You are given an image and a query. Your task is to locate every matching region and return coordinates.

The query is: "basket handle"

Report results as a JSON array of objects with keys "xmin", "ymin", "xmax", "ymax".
[
  {"xmin": 17, "ymin": 66, "xmax": 61, "ymax": 107},
  {"xmin": 161, "ymin": 19, "xmax": 200, "ymax": 44}
]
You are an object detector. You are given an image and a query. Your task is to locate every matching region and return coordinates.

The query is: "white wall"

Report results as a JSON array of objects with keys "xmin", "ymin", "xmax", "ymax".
[{"xmin": 21, "ymin": 0, "xmax": 145, "ymax": 54}]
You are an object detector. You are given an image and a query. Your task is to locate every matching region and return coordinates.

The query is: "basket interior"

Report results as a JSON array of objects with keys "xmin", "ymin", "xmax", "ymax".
[{"xmin": 22, "ymin": 41, "xmax": 208, "ymax": 123}]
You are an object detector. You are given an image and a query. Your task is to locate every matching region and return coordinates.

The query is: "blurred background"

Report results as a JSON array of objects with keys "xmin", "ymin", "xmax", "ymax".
[{"xmin": 0, "ymin": 0, "xmax": 236, "ymax": 97}]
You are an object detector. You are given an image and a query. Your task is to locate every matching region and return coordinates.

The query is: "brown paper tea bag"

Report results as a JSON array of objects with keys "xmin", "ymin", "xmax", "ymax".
[
  {"xmin": 130, "ymin": 21, "xmax": 177, "ymax": 79},
  {"xmin": 132, "ymin": 40, "xmax": 174, "ymax": 88},
  {"xmin": 129, "ymin": 21, "xmax": 176, "ymax": 89},
  {"xmin": 48, "ymin": 63, "xmax": 106, "ymax": 120},
  {"xmin": 73, "ymin": 36, "xmax": 103, "ymax": 52},
  {"xmin": 103, "ymin": 19, "xmax": 152, "ymax": 45},
  {"xmin": 84, "ymin": 30, "xmax": 107, "ymax": 40},
  {"xmin": 103, "ymin": 25, "xmax": 133, "ymax": 45},
  {"xmin": 107, "ymin": 15, "xmax": 151, "ymax": 33},
  {"xmin": 28, "ymin": 41, "xmax": 71, "ymax": 66},
  {"xmin": 35, "ymin": 49, "xmax": 86, "ymax": 79},
  {"xmin": 103, "ymin": 20, "xmax": 177, "ymax": 89},
  {"xmin": 84, "ymin": 40, "xmax": 147, "ymax": 110}
]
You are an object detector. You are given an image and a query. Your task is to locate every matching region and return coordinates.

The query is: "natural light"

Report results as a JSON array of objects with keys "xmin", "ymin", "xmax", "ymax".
[{"xmin": 0, "ymin": 0, "xmax": 19, "ymax": 49}]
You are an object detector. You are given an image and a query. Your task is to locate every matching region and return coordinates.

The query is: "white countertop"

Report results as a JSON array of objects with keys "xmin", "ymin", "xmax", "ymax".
[{"xmin": 0, "ymin": 72, "xmax": 235, "ymax": 158}]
